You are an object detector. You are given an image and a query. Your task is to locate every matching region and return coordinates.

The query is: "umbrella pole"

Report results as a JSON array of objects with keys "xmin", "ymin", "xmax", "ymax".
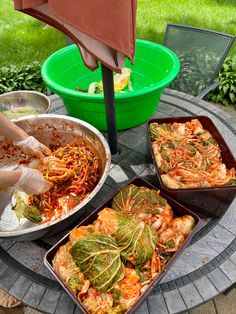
[{"xmin": 101, "ymin": 64, "xmax": 118, "ymax": 155}]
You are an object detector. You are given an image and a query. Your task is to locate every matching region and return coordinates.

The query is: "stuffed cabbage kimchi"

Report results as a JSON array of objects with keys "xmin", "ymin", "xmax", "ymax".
[
  {"xmin": 149, "ymin": 119, "xmax": 236, "ymax": 189},
  {"xmin": 12, "ymin": 139, "xmax": 101, "ymax": 224},
  {"xmin": 53, "ymin": 184, "xmax": 196, "ymax": 313}
]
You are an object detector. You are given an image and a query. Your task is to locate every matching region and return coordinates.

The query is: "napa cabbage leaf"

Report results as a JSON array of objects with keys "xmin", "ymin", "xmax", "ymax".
[
  {"xmin": 112, "ymin": 184, "xmax": 167, "ymax": 215},
  {"xmin": 114, "ymin": 213, "xmax": 157, "ymax": 265},
  {"xmin": 93, "ymin": 208, "xmax": 158, "ymax": 265},
  {"xmin": 12, "ymin": 191, "xmax": 42, "ymax": 223},
  {"xmin": 71, "ymin": 235, "xmax": 124, "ymax": 292},
  {"xmin": 52, "ymin": 242, "xmax": 85, "ymax": 294}
]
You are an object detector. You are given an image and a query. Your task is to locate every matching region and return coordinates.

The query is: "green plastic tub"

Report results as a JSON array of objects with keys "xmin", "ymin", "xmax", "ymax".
[{"xmin": 41, "ymin": 39, "xmax": 180, "ymax": 131}]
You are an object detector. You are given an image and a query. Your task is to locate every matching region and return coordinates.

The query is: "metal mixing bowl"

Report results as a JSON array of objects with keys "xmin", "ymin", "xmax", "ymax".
[
  {"xmin": 0, "ymin": 114, "xmax": 111, "ymax": 240},
  {"xmin": 0, "ymin": 90, "xmax": 50, "ymax": 119}
]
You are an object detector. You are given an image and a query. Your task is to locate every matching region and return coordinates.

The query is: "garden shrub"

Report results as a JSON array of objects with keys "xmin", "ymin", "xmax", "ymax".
[
  {"xmin": 0, "ymin": 61, "xmax": 47, "ymax": 94},
  {"xmin": 208, "ymin": 56, "xmax": 236, "ymax": 107}
]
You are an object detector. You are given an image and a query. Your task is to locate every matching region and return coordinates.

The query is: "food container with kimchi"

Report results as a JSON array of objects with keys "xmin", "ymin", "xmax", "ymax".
[
  {"xmin": 44, "ymin": 177, "xmax": 201, "ymax": 314},
  {"xmin": 0, "ymin": 114, "xmax": 111, "ymax": 241},
  {"xmin": 148, "ymin": 115, "xmax": 236, "ymax": 217}
]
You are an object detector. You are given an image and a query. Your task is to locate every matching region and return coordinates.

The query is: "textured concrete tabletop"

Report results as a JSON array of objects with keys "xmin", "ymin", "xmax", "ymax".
[{"xmin": 1, "ymin": 89, "xmax": 236, "ymax": 314}]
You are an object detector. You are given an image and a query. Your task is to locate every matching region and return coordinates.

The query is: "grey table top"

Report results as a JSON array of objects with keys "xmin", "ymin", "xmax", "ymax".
[{"xmin": 1, "ymin": 89, "xmax": 236, "ymax": 314}]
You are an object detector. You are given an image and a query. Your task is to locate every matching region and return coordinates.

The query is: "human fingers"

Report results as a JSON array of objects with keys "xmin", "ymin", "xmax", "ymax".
[{"xmin": 14, "ymin": 167, "xmax": 52, "ymax": 195}]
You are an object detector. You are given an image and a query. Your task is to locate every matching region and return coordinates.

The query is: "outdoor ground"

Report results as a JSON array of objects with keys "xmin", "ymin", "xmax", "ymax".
[{"xmin": 0, "ymin": 288, "xmax": 235, "ymax": 313}]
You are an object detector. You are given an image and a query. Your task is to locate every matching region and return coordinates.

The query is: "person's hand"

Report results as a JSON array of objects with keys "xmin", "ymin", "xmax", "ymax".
[
  {"xmin": 13, "ymin": 136, "xmax": 51, "ymax": 159},
  {"xmin": 0, "ymin": 187, "xmax": 14, "ymax": 212},
  {"xmin": 14, "ymin": 166, "xmax": 52, "ymax": 195}
]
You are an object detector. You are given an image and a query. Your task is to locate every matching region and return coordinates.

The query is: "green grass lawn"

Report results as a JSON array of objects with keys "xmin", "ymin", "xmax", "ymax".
[
  {"xmin": 136, "ymin": 0, "xmax": 236, "ymax": 47},
  {"xmin": 0, "ymin": 0, "xmax": 65, "ymax": 67},
  {"xmin": 0, "ymin": 0, "xmax": 235, "ymax": 67}
]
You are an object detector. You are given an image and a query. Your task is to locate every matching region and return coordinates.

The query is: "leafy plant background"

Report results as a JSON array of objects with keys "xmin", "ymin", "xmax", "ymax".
[
  {"xmin": 169, "ymin": 48, "xmax": 236, "ymax": 108},
  {"xmin": 208, "ymin": 56, "xmax": 236, "ymax": 107},
  {"xmin": 0, "ymin": 62, "xmax": 47, "ymax": 95}
]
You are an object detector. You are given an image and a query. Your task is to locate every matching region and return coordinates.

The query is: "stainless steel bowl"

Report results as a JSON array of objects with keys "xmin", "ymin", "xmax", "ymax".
[
  {"xmin": 0, "ymin": 114, "xmax": 111, "ymax": 240},
  {"xmin": 0, "ymin": 90, "xmax": 50, "ymax": 119}
]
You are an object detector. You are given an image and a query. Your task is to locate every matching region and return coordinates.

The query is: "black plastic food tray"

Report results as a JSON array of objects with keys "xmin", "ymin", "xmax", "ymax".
[
  {"xmin": 148, "ymin": 115, "xmax": 236, "ymax": 218},
  {"xmin": 44, "ymin": 177, "xmax": 201, "ymax": 314}
]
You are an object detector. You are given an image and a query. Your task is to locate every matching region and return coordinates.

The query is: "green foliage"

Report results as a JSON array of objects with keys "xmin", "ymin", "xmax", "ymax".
[
  {"xmin": 136, "ymin": 0, "xmax": 235, "ymax": 57},
  {"xmin": 0, "ymin": 62, "xmax": 47, "ymax": 94},
  {"xmin": 1, "ymin": 0, "xmax": 235, "ymax": 68},
  {"xmin": 0, "ymin": 0, "xmax": 65, "ymax": 67},
  {"xmin": 208, "ymin": 56, "xmax": 236, "ymax": 107}
]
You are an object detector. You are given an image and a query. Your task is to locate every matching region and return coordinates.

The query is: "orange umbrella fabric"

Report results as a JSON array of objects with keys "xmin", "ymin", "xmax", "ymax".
[{"xmin": 14, "ymin": 0, "xmax": 137, "ymax": 72}]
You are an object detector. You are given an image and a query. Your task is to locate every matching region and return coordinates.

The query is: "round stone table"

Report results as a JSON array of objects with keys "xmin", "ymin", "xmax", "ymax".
[{"xmin": 1, "ymin": 89, "xmax": 236, "ymax": 314}]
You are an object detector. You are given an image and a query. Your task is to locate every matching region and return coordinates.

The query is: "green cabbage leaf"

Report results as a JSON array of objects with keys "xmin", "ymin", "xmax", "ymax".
[
  {"xmin": 112, "ymin": 184, "xmax": 167, "ymax": 215},
  {"xmin": 71, "ymin": 235, "xmax": 124, "ymax": 292},
  {"xmin": 12, "ymin": 191, "xmax": 42, "ymax": 223},
  {"xmin": 114, "ymin": 213, "xmax": 157, "ymax": 265},
  {"xmin": 52, "ymin": 242, "xmax": 85, "ymax": 294}
]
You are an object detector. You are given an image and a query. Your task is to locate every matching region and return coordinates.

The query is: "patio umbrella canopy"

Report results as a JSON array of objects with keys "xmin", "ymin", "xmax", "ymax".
[{"xmin": 13, "ymin": 0, "xmax": 137, "ymax": 154}]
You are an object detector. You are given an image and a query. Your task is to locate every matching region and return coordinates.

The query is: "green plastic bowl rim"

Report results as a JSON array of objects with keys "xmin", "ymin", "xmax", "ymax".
[{"xmin": 41, "ymin": 39, "xmax": 180, "ymax": 100}]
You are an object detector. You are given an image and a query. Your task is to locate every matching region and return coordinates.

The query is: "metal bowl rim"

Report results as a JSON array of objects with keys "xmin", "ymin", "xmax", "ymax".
[{"xmin": 0, "ymin": 90, "xmax": 51, "ymax": 114}]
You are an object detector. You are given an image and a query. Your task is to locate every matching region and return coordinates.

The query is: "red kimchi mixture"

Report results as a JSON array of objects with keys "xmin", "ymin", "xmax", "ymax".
[
  {"xmin": 13, "ymin": 139, "xmax": 101, "ymax": 224},
  {"xmin": 53, "ymin": 184, "xmax": 196, "ymax": 314},
  {"xmin": 149, "ymin": 119, "xmax": 236, "ymax": 189}
]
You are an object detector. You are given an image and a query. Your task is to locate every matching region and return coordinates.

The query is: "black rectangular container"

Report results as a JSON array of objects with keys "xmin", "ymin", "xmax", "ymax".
[
  {"xmin": 44, "ymin": 177, "xmax": 201, "ymax": 314},
  {"xmin": 148, "ymin": 115, "xmax": 236, "ymax": 218}
]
